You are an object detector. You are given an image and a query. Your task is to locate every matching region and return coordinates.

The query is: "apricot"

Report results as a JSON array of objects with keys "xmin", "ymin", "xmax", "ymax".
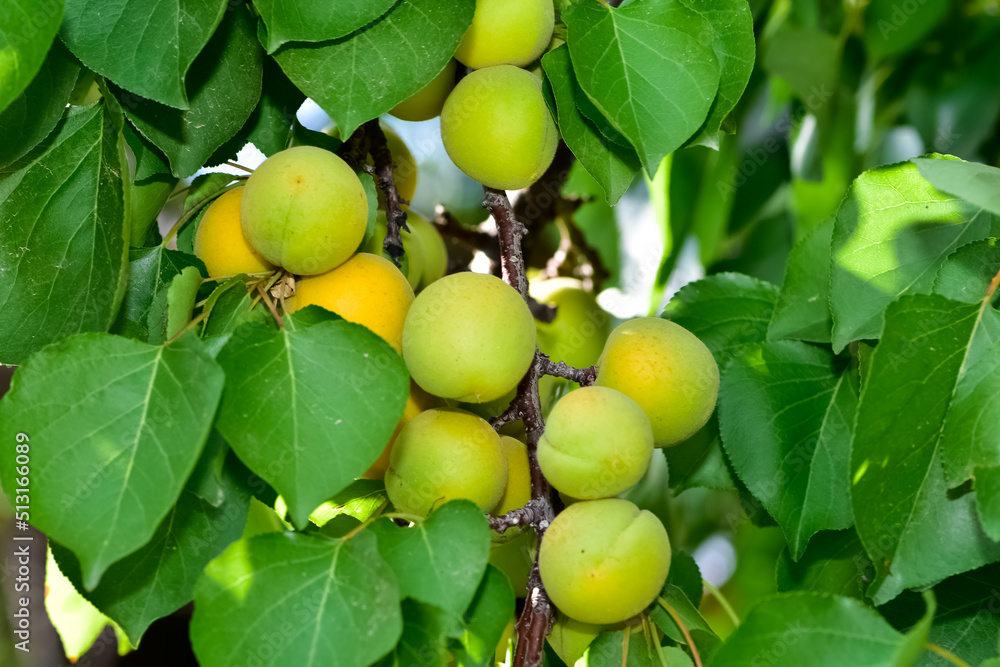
[
  {"xmin": 406, "ymin": 214, "xmax": 448, "ymax": 289},
  {"xmin": 548, "ymin": 613, "xmax": 603, "ymax": 666},
  {"xmin": 493, "ymin": 436, "xmax": 532, "ymax": 516},
  {"xmin": 193, "ymin": 188, "xmax": 275, "ymax": 277},
  {"xmin": 384, "ymin": 408, "xmax": 507, "ymax": 516},
  {"xmin": 535, "ymin": 284, "xmax": 609, "ymax": 368},
  {"xmin": 596, "ymin": 318, "xmax": 719, "ymax": 447},
  {"xmin": 537, "ymin": 387, "xmax": 653, "ymax": 499},
  {"xmin": 440, "ymin": 66, "xmax": 558, "ymax": 190},
  {"xmin": 289, "ymin": 252, "xmax": 414, "ymax": 353},
  {"xmin": 241, "ymin": 146, "xmax": 367, "ymax": 275},
  {"xmin": 539, "ymin": 499, "xmax": 671, "ymax": 625},
  {"xmin": 455, "ymin": 0, "xmax": 554, "ymax": 69},
  {"xmin": 402, "ymin": 272, "xmax": 536, "ymax": 402},
  {"xmin": 365, "ymin": 212, "xmax": 424, "ymax": 290},
  {"xmin": 390, "ymin": 59, "xmax": 457, "ymax": 122}
]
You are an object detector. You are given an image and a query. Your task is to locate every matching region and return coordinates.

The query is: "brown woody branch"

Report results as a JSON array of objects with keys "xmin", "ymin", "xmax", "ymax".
[
  {"xmin": 488, "ymin": 498, "xmax": 554, "ymax": 534},
  {"xmin": 540, "ymin": 355, "xmax": 598, "ymax": 386},
  {"xmin": 366, "ymin": 120, "xmax": 408, "ymax": 264},
  {"xmin": 484, "ymin": 187, "xmax": 554, "ymax": 667}
]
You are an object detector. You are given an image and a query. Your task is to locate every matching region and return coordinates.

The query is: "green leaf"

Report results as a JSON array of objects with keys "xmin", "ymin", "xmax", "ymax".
[
  {"xmin": 933, "ymin": 238, "xmax": 1000, "ymax": 304},
  {"xmin": 563, "ymin": 0, "xmax": 720, "ymax": 175},
  {"xmin": 215, "ymin": 314, "xmax": 409, "ymax": 527},
  {"xmin": 60, "ymin": 0, "xmax": 226, "ymax": 109},
  {"xmin": 191, "ymin": 531, "xmax": 402, "ymax": 667},
  {"xmin": 112, "ymin": 246, "xmax": 205, "ymax": 342},
  {"xmin": 829, "ymin": 158, "xmax": 999, "ymax": 352},
  {"xmin": 310, "ymin": 479, "xmax": 388, "ymax": 527},
  {"xmin": 0, "ymin": 40, "xmax": 79, "ymax": 168},
  {"xmin": 0, "ymin": 0, "xmax": 65, "ymax": 114},
  {"xmin": 677, "ymin": 0, "xmax": 755, "ymax": 147},
  {"xmin": 769, "ymin": 218, "xmax": 834, "ymax": 343},
  {"xmin": 244, "ymin": 58, "xmax": 306, "ymax": 157},
  {"xmin": 541, "ymin": 45, "xmax": 639, "ymax": 206},
  {"xmin": 711, "ymin": 593, "xmax": 908, "ymax": 666},
  {"xmin": 117, "ymin": 5, "xmax": 263, "ymax": 178},
  {"xmin": 916, "ymin": 158, "xmax": 1000, "ymax": 219},
  {"xmin": 0, "ymin": 333, "xmax": 225, "ymax": 589},
  {"xmin": 254, "ymin": 0, "xmax": 397, "ymax": 53},
  {"xmin": 776, "ymin": 529, "xmax": 865, "ymax": 598},
  {"xmin": 377, "ymin": 599, "xmax": 461, "ymax": 667},
  {"xmin": 863, "ymin": 0, "xmax": 948, "ymax": 61},
  {"xmin": 201, "ymin": 277, "xmax": 272, "ymax": 339},
  {"xmin": 456, "ymin": 565, "xmax": 516, "ymax": 666},
  {"xmin": 666, "ymin": 551, "xmax": 704, "ymax": 609},
  {"xmin": 719, "ymin": 342, "xmax": 857, "ymax": 559},
  {"xmin": 274, "ymin": 0, "xmax": 474, "ymax": 140},
  {"xmin": 573, "ymin": 197, "xmax": 621, "ymax": 289},
  {"xmin": 0, "ymin": 101, "xmax": 128, "ymax": 365},
  {"xmin": 762, "ymin": 25, "xmax": 840, "ymax": 113},
  {"xmin": 370, "ymin": 501, "xmax": 491, "ymax": 618},
  {"xmin": 51, "ymin": 447, "xmax": 250, "ymax": 643},
  {"xmin": 146, "ymin": 265, "xmax": 201, "ymax": 344},
  {"xmin": 663, "ymin": 418, "xmax": 737, "ymax": 492},
  {"xmin": 886, "ymin": 564, "xmax": 1000, "ymax": 666},
  {"xmin": 663, "ymin": 272, "xmax": 780, "ymax": 369},
  {"xmin": 122, "ymin": 122, "xmax": 176, "ymax": 246},
  {"xmin": 852, "ymin": 294, "xmax": 1000, "ymax": 605}
]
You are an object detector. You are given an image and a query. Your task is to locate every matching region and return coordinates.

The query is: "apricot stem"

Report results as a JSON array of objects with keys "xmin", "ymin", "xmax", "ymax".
[
  {"xmin": 925, "ymin": 644, "xmax": 971, "ymax": 667},
  {"xmin": 658, "ymin": 599, "xmax": 703, "ymax": 667},
  {"xmin": 702, "ymin": 579, "xmax": 740, "ymax": 627}
]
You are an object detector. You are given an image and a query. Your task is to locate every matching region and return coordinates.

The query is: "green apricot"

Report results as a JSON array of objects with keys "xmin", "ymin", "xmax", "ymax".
[
  {"xmin": 365, "ymin": 211, "xmax": 423, "ymax": 290},
  {"xmin": 241, "ymin": 146, "xmax": 367, "ymax": 275},
  {"xmin": 535, "ymin": 284, "xmax": 610, "ymax": 368},
  {"xmin": 548, "ymin": 613, "xmax": 603, "ymax": 666},
  {"xmin": 539, "ymin": 499, "xmax": 671, "ymax": 625},
  {"xmin": 455, "ymin": 0, "xmax": 554, "ymax": 69},
  {"xmin": 441, "ymin": 66, "xmax": 558, "ymax": 190},
  {"xmin": 402, "ymin": 272, "xmax": 536, "ymax": 403},
  {"xmin": 596, "ymin": 317, "xmax": 720, "ymax": 447},
  {"xmin": 406, "ymin": 214, "xmax": 448, "ymax": 289},
  {"xmin": 384, "ymin": 408, "xmax": 507, "ymax": 516},
  {"xmin": 537, "ymin": 386, "xmax": 653, "ymax": 499}
]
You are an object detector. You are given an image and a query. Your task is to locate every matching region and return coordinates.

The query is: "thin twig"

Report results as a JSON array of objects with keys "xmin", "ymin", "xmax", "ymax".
[
  {"xmin": 539, "ymin": 355, "xmax": 597, "ymax": 386},
  {"xmin": 659, "ymin": 599, "xmax": 703, "ymax": 667},
  {"xmin": 488, "ymin": 498, "xmax": 554, "ymax": 534},
  {"xmin": 226, "ymin": 161, "xmax": 255, "ymax": 174},
  {"xmin": 702, "ymin": 579, "xmax": 740, "ymax": 627},
  {"xmin": 367, "ymin": 120, "xmax": 408, "ymax": 265}
]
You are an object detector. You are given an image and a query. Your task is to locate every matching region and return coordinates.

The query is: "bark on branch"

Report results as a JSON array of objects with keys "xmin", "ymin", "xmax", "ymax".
[
  {"xmin": 366, "ymin": 120, "xmax": 408, "ymax": 264},
  {"xmin": 484, "ymin": 187, "xmax": 555, "ymax": 667}
]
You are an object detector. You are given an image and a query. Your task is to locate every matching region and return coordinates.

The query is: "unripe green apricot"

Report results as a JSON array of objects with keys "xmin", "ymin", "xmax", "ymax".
[
  {"xmin": 493, "ymin": 436, "xmax": 532, "ymax": 516},
  {"xmin": 406, "ymin": 214, "xmax": 448, "ymax": 289},
  {"xmin": 537, "ymin": 387, "xmax": 653, "ymax": 499},
  {"xmin": 390, "ymin": 59, "xmax": 457, "ymax": 122},
  {"xmin": 441, "ymin": 66, "xmax": 558, "ymax": 190},
  {"xmin": 548, "ymin": 613, "xmax": 603, "ymax": 666},
  {"xmin": 402, "ymin": 272, "xmax": 536, "ymax": 402},
  {"xmin": 597, "ymin": 317, "xmax": 719, "ymax": 447},
  {"xmin": 535, "ymin": 284, "xmax": 610, "ymax": 368},
  {"xmin": 241, "ymin": 146, "xmax": 367, "ymax": 275},
  {"xmin": 455, "ymin": 0, "xmax": 554, "ymax": 69},
  {"xmin": 385, "ymin": 408, "xmax": 507, "ymax": 516},
  {"xmin": 365, "ymin": 211, "xmax": 423, "ymax": 290},
  {"xmin": 539, "ymin": 499, "xmax": 671, "ymax": 625}
]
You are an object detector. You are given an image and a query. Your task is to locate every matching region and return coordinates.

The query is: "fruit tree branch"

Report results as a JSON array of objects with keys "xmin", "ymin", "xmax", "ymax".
[
  {"xmin": 539, "ymin": 355, "xmax": 598, "ymax": 386},
  {"xmin": 488, "ymin": 498, "xmax": 553, "ymax": 533},
  {"xmin": 366, "ymin": 120, "xmax": 409, "ymax": 265},
  {"xmin": 484, "ymin": 186, "xmax": 554, "ymax": 667}
]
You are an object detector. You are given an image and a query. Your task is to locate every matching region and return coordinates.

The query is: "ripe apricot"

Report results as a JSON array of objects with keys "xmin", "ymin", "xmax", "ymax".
[{"xmin": 289, "ymin": 252, "xmax": 414, "ymax": 353}]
